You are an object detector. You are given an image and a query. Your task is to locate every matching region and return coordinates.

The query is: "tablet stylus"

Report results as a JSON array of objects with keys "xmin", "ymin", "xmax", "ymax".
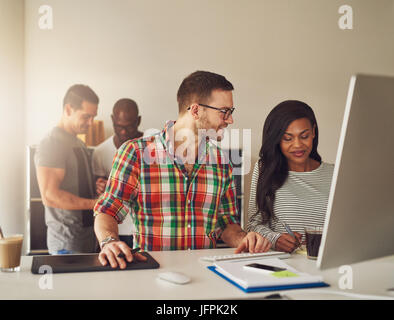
[{"xmin": 117, "ymin": 247, "xmax": 141, "ymax": 259}]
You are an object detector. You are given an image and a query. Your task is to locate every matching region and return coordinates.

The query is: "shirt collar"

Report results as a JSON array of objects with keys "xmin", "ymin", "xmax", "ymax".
[
  {"xmin": 160, "ymin": 120, "xmax": 211, "ymax": 164},
  {"xmin": 160, "ymin": 120, "xmax": 176, "ymax": 156}
]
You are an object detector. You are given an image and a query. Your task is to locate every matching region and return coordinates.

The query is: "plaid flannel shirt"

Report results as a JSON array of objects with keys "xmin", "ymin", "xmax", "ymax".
[{"xmin": 94, "ymin": 120, "xmax": 239, "ymax": 251}]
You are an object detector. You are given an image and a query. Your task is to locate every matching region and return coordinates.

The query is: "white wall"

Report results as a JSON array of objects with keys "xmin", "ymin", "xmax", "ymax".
[
  {"xmin": 0, "ymin": 0, "xmax": 25, "ymax": 237},
  {"xmin": 19, "ymin": 0, "xmax": 394, "ymax": 226}
]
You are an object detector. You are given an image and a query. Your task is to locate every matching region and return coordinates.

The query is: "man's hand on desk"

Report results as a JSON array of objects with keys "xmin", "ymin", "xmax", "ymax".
[
  {"xmin": 234, "ymin": 232, "xmax": 272, "ymax": 254},
  {"xmin": 98, "ymin": 241, "xmax": 147, "ymax": 269}
]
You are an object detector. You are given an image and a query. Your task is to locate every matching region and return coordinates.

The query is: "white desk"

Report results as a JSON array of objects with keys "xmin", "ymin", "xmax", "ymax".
[{"xmin": 1, "ymin": 248, "xmax": 393, "ymax": 300}]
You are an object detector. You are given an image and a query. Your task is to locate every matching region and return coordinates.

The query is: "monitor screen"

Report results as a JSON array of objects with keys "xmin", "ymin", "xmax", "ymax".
[{"xmin": 317, "ymin": 74, "xmax": 394, "ymax": 269}]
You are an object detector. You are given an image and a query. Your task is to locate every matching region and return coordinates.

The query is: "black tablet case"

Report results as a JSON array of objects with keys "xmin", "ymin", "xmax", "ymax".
[{"xmin": 31, "ymin": 252, "xmax": 159, "ymax": 274}]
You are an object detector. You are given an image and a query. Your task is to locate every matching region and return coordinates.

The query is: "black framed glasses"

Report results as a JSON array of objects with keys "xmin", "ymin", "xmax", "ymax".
[{"xmin": 187, "ymin": 104, "xmax": 235, "ymax": 120}]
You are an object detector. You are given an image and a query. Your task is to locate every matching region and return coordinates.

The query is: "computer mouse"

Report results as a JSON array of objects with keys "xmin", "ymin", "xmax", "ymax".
[{"xmin": 158, "ymin": 271, "xmax": 191, "ymax": 285}]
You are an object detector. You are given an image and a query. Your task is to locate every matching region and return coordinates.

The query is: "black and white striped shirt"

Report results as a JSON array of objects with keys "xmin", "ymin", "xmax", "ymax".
[{"xmin": 247, "ymin": 161, "xmax": 334, "ymax": 249}]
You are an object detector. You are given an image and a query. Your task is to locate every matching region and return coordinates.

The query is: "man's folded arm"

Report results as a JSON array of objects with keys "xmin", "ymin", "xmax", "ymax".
[
  {"xmin": 216, "ymin": 169, "xmax": 245, "ymax": 247},
  {"xmin": 36, "ymin": 166, "xmax": 96, "ymax": 210}
]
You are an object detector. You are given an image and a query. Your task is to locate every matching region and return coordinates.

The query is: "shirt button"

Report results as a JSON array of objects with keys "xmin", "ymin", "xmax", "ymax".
[{"xmin": 188, "ymin": 224, "xmax": 191, "ymax": 228}]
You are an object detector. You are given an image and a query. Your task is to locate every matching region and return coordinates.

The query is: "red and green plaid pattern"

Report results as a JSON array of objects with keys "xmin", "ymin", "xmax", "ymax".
[{"xmin": 94, "ymin": 121, "xmax": 239, "ymax": 251}]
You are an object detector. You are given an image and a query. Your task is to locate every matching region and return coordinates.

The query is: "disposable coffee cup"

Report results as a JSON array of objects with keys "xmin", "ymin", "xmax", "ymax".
[
  {"xmin": 0, "ymin": 234, "xmax": 24, "ymax": 272},
  {"xmin": 304, "ymin": 227, "xmax": 323, "ymax": 260}
]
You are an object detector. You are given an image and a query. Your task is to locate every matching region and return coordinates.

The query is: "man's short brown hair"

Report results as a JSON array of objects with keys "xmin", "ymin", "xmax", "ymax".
[
  {"xmin": 63, "ymin": 84, "xmax": 99, "ymax": 110},
  {"xmin": 177, "ymin": 71, "xmax": 234, "ymax": 114}
]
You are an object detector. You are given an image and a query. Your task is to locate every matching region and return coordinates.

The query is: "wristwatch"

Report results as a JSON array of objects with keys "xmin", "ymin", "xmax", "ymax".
[{"xmin": 100, "ymin": 236, "xmax": 118, "ymax": 250}]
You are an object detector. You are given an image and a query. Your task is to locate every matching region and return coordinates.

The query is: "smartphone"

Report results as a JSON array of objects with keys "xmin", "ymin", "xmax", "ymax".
[{"xmin": 243, "ymin": 263, "xmax": 287, "ymax": 273}]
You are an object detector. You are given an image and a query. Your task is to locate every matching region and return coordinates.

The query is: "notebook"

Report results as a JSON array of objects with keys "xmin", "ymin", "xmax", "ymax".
[
  {"xmin": 31, "ymin": 252, "xmax": 159, "ymax": 274},
  {"xmin": 209, "ymin": 257, "xmax": 329, "ymax": 293}
]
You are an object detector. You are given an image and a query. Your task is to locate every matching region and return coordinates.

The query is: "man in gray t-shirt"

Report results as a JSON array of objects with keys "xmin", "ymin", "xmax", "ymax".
[{"xmin": 35, "ymin": 84, "xmax": 100, "ymax": 254}]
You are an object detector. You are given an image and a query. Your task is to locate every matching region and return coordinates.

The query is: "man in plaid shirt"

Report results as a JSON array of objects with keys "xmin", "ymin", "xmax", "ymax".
[{"xmin": 94, "ymin": 71, "xmax": 271, "ymax": 268}]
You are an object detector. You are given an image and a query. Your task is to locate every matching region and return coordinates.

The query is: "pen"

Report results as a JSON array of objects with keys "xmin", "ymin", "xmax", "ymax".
[
  {"xmin": 280, "ymin": 221, "xmax": 301, "ymax": 248},
  {"xmin": 117, "ymin": 247, "xmax": 141, "ymax": 258}
]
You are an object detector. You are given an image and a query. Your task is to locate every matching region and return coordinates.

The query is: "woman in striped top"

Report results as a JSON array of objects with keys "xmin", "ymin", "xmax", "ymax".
[{"xmin": 247, "ymin": 100, "xmax": 334, "ymax": 253}]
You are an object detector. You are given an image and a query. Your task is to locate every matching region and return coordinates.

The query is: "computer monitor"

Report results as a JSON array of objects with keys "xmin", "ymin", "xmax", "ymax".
[{"xmin": 317, "ymin": 74, "xmax": 394, "ymax": 270}]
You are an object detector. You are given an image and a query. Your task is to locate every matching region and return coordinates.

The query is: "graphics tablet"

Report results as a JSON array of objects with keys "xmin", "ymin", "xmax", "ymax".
[{"xmin": 31, "ymin": 252, "xmax": 159, "ymax": 274}]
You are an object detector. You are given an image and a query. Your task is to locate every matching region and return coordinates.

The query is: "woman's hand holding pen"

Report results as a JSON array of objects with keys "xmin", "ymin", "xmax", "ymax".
[
  {"xmin": 98, "ymin": 241, "xmax": 147, "ymax": 269},
  {"xmin": 275, "ymin": 232, "xmax": 302, "ymax": 253}
]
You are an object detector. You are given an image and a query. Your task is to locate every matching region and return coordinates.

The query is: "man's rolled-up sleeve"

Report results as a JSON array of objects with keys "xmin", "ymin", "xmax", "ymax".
[
  {"xmin": 215, "ymin": 165, "xmax": 240, "ymax": 237},
  {"xmin": 94, "ymin": 141, "xmax": 140, "ymax": 223}
]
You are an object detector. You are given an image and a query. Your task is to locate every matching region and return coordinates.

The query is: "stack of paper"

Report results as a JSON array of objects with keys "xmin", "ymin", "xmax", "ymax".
[{"xmin": 209, "ymin": 258, "xmax": 328, "ymax": 293}]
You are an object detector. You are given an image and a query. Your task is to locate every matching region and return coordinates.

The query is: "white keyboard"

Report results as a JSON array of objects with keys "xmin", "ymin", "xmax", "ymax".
[{"xmin": 200, "ymin": 251, "xmax": 290, "ymax": 262}]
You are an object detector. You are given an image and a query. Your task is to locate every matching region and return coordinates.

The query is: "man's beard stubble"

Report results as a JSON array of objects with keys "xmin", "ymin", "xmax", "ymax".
[{"xmin": 196, "ymin": 115, "xmax": 224, "ymax": 142}]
